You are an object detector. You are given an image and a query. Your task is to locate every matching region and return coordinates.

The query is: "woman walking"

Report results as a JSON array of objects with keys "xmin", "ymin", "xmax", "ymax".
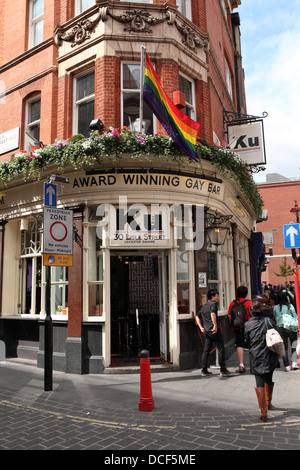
[
  {"xmin": 244, "ymin": 298, "xmax": 278, "ymax": 422},
  {"xmin": 273, "ymin": 291, "xmax": 298, "ymax": 371}
]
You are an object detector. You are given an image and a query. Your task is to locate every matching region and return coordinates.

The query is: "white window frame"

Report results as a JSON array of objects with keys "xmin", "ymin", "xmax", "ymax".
[
  {"xmin": 179, "ymin": 73, "xmax": 196, "ymax": 120},
  {"xmin": 84, "ymin": 224, "xmax": 105, "ymax": 321},
  {"xmin": 18, "ymin": 217, "xmax": 43, "ymax": 316},
  {"xmin": 207, "ymin": 232, "xmax": 234, "ymax": 313},
  {"xmin": 176, "ymin": 0, "xmax": 192, "ymax": 21},
  {"xmin": 73, "ymin": 70, "xmax": 95, "ymax": 137},
  {"xmin": 50, "ymin": 266, "xmax": 69, "ymax": 319},
  {"xmin": 174, "ymin": 205, "xmax": 195, "ymax": 319},
  {"xmin": 28, "ymin": 0, "xmax": 44, "ymax": 49},
  {"xmin": 24, "ymin": 95, "xmax": 41, "ymax": 153},
  {"xmin": 225, "ymin": 58, "xmax": 233, "ymax": 100},
  {"xmin": 75, "ymin": 0, "xmax": 95, "ymax": 16},
  {"xmin": 121, "ymin": 61, "xmax": 155, "ymax": 134}
]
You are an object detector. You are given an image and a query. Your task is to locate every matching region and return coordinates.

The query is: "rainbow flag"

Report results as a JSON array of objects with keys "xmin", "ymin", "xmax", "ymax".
[{"xmin": 143, "ymin": 54, "xmax": 201, "ymax": 161}]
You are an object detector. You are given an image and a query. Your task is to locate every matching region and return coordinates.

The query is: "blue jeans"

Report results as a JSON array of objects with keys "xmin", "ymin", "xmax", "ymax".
[{"xmin": 201, "ymin": 330, "xmax": 226, "ymax": 371}]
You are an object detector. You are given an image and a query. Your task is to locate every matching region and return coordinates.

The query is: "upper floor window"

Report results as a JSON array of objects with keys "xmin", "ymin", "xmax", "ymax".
[
  {"xmin": 177, "ymin": 0, "xmax": 192, "ymax": 20},
  {"xmin": 75, "ymin": 0, "xmax": 95, "ymax": 15},
  {"xmin": 25, "ymin": 96, "xmax": 41, "ymax": 151},
  {"xmin": 29, "ymin": 0, "xmax": 44, "ymax": 48},
  {"xmin": 179, "ymin": 74, "xmax": 195, "ymax": 119},
  {"xmin": 225, "ymin": 59, "xmax": 233, "ymax": 100},
  {"xmin": 122, "ymin": 63, "xmax": 154, "ymax": 134},
  {"xmin": 73, "ymin": 71, "xmax": 95, "ymax": 137}
]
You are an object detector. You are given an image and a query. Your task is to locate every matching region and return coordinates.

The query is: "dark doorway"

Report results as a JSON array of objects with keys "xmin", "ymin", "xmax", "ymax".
[{"xmin": 110, "ymin": 252, "xmax": 161, "ymax": 364}]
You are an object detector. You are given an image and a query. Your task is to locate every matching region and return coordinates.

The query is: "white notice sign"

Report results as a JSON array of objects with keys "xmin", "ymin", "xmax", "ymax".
[{"xmin": 43, "ymin": 207, "xmax": 73, "ymax": 255}]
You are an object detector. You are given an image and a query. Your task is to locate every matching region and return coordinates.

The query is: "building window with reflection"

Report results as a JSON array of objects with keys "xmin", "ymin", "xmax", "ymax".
[
  {"xmin": 73, "ymin": 71, "xmax": 95, "ymax": 137},
  {"xmin": 122, "ymin": 63, "xmax": 153, "ymax": 134},
  {"xmin": 28, "ymin": 0, "xmax": 44, "ymax": 48}
]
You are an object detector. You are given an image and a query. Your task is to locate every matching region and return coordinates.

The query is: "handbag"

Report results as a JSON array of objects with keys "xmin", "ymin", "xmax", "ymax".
[
  {"xmin": 281, "ymin": 306, "xmax": 298, "ymax": 332},
  {"xmin": 265, "ymin": 318, "xmax": 285, "ymax": 358}
]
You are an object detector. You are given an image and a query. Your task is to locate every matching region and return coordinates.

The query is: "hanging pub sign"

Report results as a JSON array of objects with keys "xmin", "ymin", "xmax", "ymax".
[{"xmin": 227, "ymin": 120, "xmax": 266, "ymax": 166}]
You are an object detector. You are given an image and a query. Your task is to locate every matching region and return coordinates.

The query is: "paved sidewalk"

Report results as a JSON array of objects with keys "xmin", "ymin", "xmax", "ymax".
[{"xmin": 0, "ymin": 356, "xmax": 300, "ymax": 451}]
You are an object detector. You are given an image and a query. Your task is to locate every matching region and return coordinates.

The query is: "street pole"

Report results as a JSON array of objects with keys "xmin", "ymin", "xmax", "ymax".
[
  {"xmin": 290, "ymin": 201, "xmax": 300, "ymax": 369},
  {"xmin": 44, "ymin": 265, "xmax": 53, "ymax": 391}
]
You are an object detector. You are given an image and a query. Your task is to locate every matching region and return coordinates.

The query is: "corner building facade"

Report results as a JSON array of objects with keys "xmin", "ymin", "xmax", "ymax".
[{"xmin": 0, "ymin": 0, "xmax": 259, "ymax": 374}]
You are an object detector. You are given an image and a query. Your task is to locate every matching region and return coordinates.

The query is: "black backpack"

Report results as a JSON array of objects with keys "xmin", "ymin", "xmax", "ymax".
[{"xmin": 230, "ymin": 299, "xmax": 247, "ymax": 328}]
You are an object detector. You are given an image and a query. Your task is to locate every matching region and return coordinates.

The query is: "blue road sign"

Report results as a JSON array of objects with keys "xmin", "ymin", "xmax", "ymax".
[
  {"xmin": 283, "ymin": 223, "xmax": 300, "ymax": 249},
  {"xmin": 44, "ymin": 182, "xmax": 57, "ymax": 207}
]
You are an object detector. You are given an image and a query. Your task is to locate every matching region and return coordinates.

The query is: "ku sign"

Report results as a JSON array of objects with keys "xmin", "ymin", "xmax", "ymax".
[
  {"xmin": 227, "ymin": 120, "xmax": 266, "ymax": 166},
  {"xmin": 283, "ymin": 224, "xmax": 300, "ymax": 249}
]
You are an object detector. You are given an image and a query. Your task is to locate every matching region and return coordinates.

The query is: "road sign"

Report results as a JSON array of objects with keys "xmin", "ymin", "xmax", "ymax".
[
  {"xmin": 283, "ymin": 223, "xmax": 300, "ymax": 249},
  {"xmin": 43, "ymin": 207, "xmax": 73, "ymax": 262},
  {"xmin": 44, "ymin": 182, "xmax": 57, "ymax": 207}
]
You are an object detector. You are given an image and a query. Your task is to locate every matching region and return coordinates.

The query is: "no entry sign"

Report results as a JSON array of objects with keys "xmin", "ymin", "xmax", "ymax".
[{"xmin": 43, "ymin": 207, "xmax": 73, "ymax": 265}]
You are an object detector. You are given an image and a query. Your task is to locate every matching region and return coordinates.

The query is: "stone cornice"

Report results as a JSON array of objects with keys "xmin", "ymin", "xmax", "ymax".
[{"xmin": 54, "ymin": 1, "xmax": 209, "ymax": 56}]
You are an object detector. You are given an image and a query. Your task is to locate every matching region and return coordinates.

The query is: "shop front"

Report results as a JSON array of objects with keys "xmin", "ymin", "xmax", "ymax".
[{"xmin": 0, "ymin": 156, "xmax": 256, "ymax": 373}]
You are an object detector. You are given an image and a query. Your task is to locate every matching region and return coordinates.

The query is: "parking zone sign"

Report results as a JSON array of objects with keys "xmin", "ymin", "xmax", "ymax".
[{"xmin": 43, "ymin": 207, "xmax": 73, "ymax": 266}]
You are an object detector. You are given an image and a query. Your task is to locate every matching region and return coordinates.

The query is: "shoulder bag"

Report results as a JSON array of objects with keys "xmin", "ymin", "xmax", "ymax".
[{"xmin": 265, "ymin": 317, "xmax": 285, "ymax": 358}]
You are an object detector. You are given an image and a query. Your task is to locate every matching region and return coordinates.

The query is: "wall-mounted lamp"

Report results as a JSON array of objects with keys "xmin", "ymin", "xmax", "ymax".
[
  {"xmin": 47, "ymin": 174, "xmax": 70, "ymax": 184},
  {"xmin": 89, "ymin": 119, "xmax": 104, "ymax": 132},
  {"xmin": 206, "ymin": 210, "xmax": 233, "ymax": 246}
]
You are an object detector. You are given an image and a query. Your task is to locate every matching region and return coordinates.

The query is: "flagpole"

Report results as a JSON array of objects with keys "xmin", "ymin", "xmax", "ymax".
[{"xmin": 139, "ymin": 45, "xmax": 146, "ymax": 133}]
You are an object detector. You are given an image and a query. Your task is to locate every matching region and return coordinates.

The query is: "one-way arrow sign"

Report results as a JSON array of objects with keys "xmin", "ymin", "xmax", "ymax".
[
  {"xmin": 44, "ymin": 182, "xmax": 57, "ymax": 207},
  {"xmin": 283, "ymin": 223, "xmax": 300, "ymax": 249}
]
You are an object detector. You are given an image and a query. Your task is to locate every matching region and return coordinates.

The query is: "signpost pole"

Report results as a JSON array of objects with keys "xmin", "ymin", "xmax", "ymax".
[
  {"xmin": 289, "ymin": 202, "xmax": 300, "ymax": 369},
  {"xmin": 44, "ymin": 265, "xmax": 53, "ymax": 391}
]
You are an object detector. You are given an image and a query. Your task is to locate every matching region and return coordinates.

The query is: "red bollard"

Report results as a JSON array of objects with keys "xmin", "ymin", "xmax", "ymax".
[{"xmin": 139, "ymin": 349, "xmax": 154, "ymax": 411}]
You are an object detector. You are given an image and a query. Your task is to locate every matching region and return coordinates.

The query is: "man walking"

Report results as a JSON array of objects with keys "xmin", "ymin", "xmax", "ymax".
[{"xmin": 196, "ymin": 289, "xmax": 231, "ymax": 377}]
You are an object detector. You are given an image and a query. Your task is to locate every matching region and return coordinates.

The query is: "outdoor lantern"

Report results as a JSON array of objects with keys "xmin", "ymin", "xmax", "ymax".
[
  {"xmin": 206, "ymin": 210, "xmax": 233, "ymax": 246},
  {"xmin": 89, "ymin": 118, "xmax": 104, "ymax": 132}
]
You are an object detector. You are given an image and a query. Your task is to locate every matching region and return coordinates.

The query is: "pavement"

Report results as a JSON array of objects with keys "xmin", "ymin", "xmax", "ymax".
[{"xmin": 0, "ymin": 352, "xmax": 300, "ymax": 453}]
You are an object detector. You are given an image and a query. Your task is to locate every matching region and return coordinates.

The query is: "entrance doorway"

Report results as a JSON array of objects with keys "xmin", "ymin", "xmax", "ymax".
[{"xmin": 110, "ymin": 250, "xmax": 169, "ymax": 365}]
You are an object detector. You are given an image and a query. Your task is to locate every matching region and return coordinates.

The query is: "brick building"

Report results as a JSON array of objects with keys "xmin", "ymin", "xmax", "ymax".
[
  {"xmin": 257, "ymin": 175, "xmax": 300, "ymax": 287},
  {"xmin": 0, "ymin": 0, "xmax": 262, "ymax": 374}
]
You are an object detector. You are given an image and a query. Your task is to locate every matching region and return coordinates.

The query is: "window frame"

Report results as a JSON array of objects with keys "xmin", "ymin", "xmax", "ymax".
[
  {"xmin": 28, "ymin": 0, "xmax": 44, "ymax": 49},
  {"xmin": 75, "ymin": 0, "xmax": 95, "ymax": 16},
  {"xmin": 24, "ymin": 95, "xmax": 41, "ymax": 152},
  {"xmin": 121, "ymin": 61, "xmax": 155, "ymax": 134},
  {"xmin": 176, "ymin": 0, "xmax": 192, "ymax": 21},
  {"xmin": 179, "ymin": 73, "xmax": 196, "ymax": 120},
  {"xmin": 73, "ymin": 70, "xmax": 95, "ymax": 137}
]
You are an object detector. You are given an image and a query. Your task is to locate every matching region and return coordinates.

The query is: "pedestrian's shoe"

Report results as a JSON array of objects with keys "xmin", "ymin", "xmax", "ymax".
[
  {"xmin": 236, "ymin": 366, "xmax": 246, "ymax": 373},
  {"xmin": 201, "ymin": 369, "xmax": 212, "ymax": 377},
  {"xmin": 265, "ymin": 383, "xmax": 274, "ymax": 410},
  {"xmin": 286, "ymin": 365, "xmax": 292, "ymax": 372},
  {"xmin": 292, "ymin": 362, "xmax": 299, "ymax": 370},
  {"xmin": 219, "ymin": 368, "xmax": 232, "ymax": 377},
  {"xmin": 255, "ymin": 387, "xmax": 268, "ymax": 422}
]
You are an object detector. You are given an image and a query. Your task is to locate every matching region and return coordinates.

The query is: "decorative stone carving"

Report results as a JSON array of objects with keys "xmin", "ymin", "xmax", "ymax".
[
  {"xmin": 174, "ymin": 20, "xmax": 209, "ymax": 53},
  {"xmin": 55, "ymin": 7, "xmax": 108, "ymax": 47},
  {"xmin": 55, "ymin": 5, "xmax": 209, "ymax": 55},
  {"xmin": 108, "ymin": 9, "xmax": 167, "ymax": 33}
]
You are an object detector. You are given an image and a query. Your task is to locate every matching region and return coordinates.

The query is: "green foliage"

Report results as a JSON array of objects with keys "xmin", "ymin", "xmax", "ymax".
[
  {"xmin": 274, "ymin": 256, "xmax": 294, "ymax": 280},
  {"xmin": 1, "ymin": 127, "xmax": 263, "ymax": 216}
]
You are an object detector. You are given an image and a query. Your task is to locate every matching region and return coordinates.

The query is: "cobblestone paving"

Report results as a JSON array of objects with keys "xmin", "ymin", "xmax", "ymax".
[{"xmin": 0, "ymin": 361, "xmax": 299, "ymax": 451}]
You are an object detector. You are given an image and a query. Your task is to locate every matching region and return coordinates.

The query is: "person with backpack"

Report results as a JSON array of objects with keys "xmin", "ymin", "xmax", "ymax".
[{"xmin": 228, "ymin": 286, "xmax": 252, "ymax": 373}]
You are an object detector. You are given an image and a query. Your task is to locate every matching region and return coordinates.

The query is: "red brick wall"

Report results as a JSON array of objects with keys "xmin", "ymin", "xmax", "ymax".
[{"xmin": 0, "ymin": 0, "xmax": 242, "ymax": 157}]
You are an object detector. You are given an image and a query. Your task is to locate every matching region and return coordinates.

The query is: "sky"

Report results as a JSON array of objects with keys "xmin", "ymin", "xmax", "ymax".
[{"xmin": 237, "ymin": 0, "xmax": 300, "ymax": 182}]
